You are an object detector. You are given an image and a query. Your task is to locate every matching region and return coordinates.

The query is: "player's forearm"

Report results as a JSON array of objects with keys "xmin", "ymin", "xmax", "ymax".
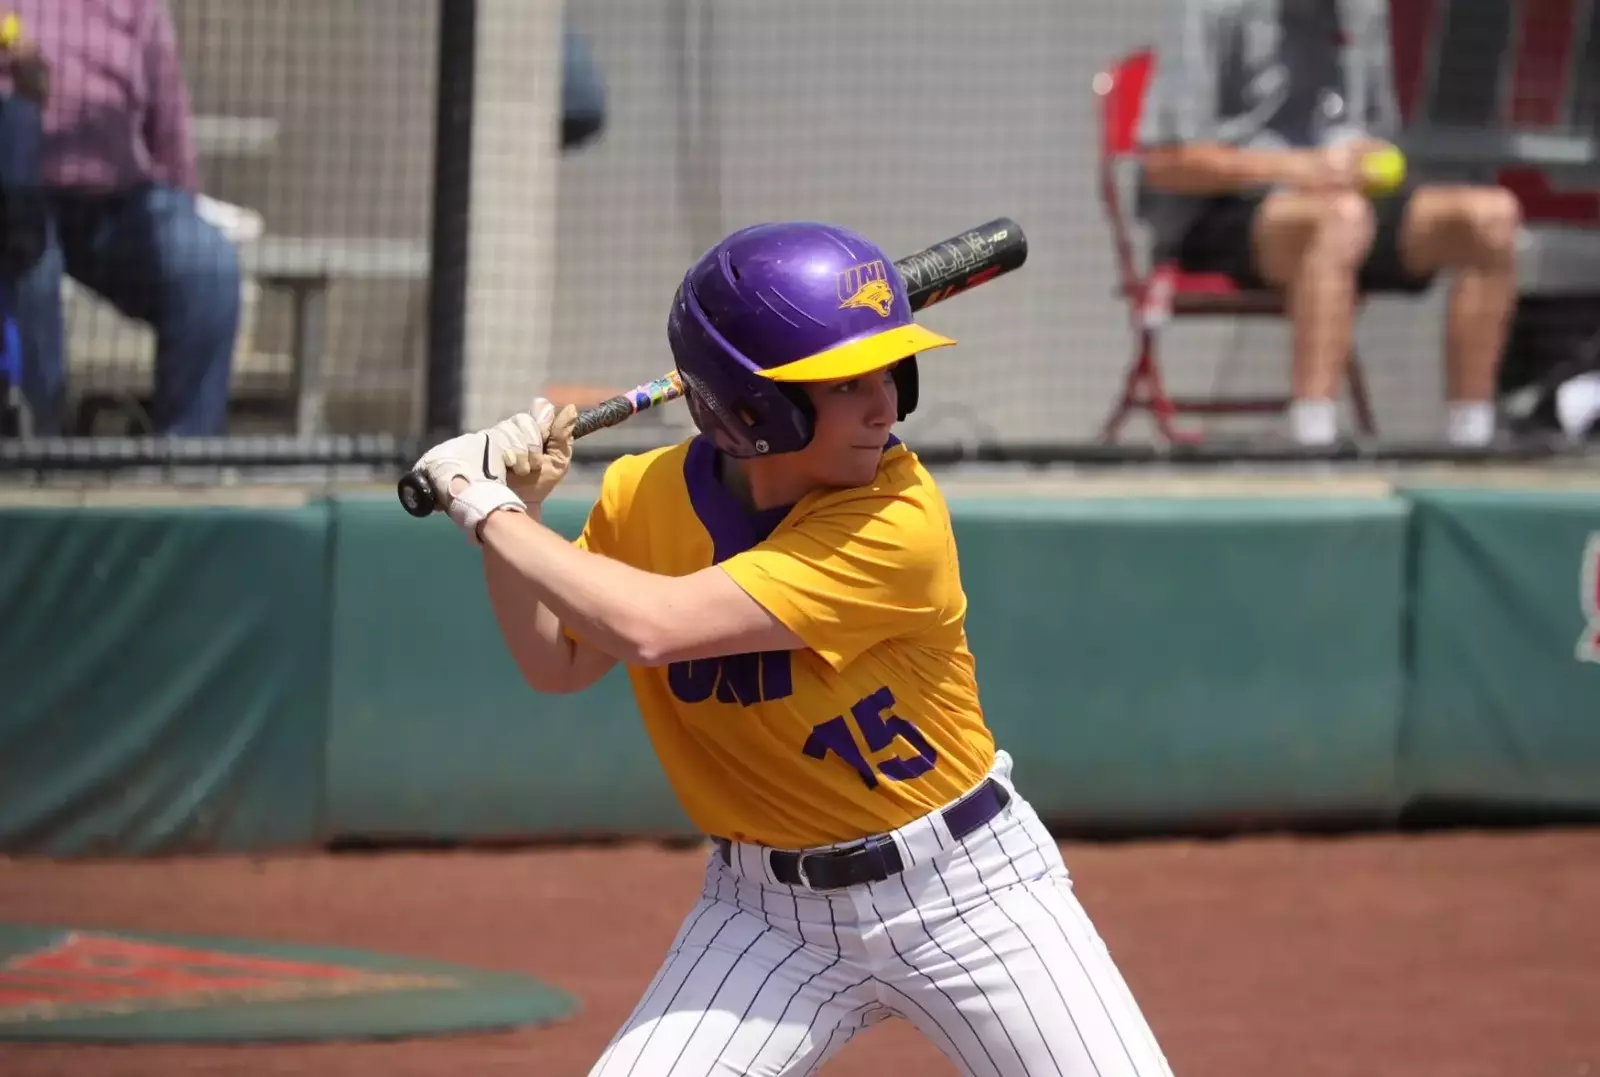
[
  {"xmin": 1141, "ymin": 143, "xmax": 1313, "ymax": 194},
  {"xmin": 479, "ymin": 507, "xmax": 681, "ymax": 667},
  {"xmin": 482, "ymin": 531, "xmax": 605, "ymax": 693}
]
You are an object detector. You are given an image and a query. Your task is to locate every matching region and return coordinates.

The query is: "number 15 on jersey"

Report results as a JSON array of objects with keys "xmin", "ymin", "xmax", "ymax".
[{"xmin": 803, "ymin": 686, "xmax": 937, "ymax": 789}]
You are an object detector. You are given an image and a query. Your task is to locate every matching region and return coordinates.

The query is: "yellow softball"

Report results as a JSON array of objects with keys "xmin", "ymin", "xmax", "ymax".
[
  {"xmin": 1361, "ymin": 146, "xmax": 1406, "ymax": 194},
  {"xmin": 0, "ymin": 14, "xmax": 20, "ymax": 48}
]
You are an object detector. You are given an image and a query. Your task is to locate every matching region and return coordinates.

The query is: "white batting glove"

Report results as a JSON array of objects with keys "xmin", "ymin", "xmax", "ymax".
[
  {"xmin": 491, "ymin": 397, "xmax": 579, "ymax": 506},
  {"xmin": 412, "ymin": 430, "xmax": 527, "ymax": 544}
]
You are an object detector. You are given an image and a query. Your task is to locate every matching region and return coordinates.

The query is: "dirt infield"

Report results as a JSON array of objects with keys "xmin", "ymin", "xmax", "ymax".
[{"xmin": 1, "ymin": 828, "xmax": 1597, "ymax": 1077}]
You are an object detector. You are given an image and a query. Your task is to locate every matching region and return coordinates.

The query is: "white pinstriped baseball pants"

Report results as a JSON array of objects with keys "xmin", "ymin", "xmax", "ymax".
[{"xmin": 589, "ymin": 752, "xmax": 1176, "ymax": 1077}]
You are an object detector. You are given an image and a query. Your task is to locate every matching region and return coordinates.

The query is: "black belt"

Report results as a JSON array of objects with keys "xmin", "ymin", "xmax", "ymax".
[{"xmin": 715, "ymin": 778, "xmax": 1010, "ymax": 892}]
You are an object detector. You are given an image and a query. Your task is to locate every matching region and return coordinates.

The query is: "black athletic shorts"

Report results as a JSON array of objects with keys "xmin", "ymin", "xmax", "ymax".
[{"xmin": 1174, "ymin": 187, "xmax": 1435, "ymax": 295}]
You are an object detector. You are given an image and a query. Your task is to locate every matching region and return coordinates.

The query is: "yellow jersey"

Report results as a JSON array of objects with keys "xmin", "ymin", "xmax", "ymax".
[{"xmin": 573, "ymin": 435, "xmax": 995, "ymax": 849}]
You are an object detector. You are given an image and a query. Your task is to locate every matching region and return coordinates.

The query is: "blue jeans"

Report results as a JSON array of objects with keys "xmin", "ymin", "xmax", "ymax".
[{"xmin": 12, "ymin": 184, "xmax": 241, "ymax": 435}]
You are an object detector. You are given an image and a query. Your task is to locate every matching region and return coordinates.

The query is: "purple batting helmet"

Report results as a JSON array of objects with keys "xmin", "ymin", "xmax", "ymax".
[{"xmin": 667, "ymin": 221, "xmax": 957, "ymax": 457}]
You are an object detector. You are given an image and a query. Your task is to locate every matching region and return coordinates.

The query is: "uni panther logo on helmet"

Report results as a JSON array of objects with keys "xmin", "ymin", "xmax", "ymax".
[{"xmin": 837, "ymin": 260, "xmax": 894, "ymax": 317}]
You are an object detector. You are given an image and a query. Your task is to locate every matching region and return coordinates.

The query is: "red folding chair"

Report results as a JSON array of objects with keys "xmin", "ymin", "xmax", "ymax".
[{"xmin": 1095, "ymin": 48, "xmax": 1376, "ymax": 444}]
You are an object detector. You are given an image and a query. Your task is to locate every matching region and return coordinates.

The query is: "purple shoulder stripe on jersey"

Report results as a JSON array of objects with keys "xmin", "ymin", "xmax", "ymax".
[
  {"xmin": 684, "ymin": 433, "xmax": 907, "ymax": 563},
  {"xmin": 684, "ymin": 436, "xmax": 795, "ymax": 563}
]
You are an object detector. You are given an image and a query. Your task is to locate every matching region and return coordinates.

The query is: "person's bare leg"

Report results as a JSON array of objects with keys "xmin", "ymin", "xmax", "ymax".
[
  {"xmin": 541, "ymin": 383, "xmax": 631, "ymax": 409},
  {"xmin": 1252, "ymin": 191, "xmax": 1376, "ymax": 442},
  {"xmin": 1399, "ymin": 185, "xmax": 1522, "ymax": 443}
]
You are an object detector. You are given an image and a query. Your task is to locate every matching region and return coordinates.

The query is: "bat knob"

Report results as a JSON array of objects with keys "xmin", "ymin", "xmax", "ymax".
[{"xmin": 397, "ymin": 470, "xmax": 439, "ymax": 517}]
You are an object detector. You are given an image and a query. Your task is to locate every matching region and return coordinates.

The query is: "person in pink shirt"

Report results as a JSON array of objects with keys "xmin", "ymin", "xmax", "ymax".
[{"xmin": 0, "ymin": 0, "xmax": 239, "ymax": 435}]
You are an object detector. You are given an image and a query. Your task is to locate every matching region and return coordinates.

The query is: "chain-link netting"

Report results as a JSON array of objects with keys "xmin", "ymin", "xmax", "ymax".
[{"xmin": 0, "ymin": 0, "xmax": 1595, "ymax": 469}]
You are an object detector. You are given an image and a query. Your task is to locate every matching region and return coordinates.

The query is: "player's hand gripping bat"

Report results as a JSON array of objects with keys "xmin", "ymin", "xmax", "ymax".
[{"xmin": 397, "ymin": 217, "xmax": 1028, "ymax": 517}]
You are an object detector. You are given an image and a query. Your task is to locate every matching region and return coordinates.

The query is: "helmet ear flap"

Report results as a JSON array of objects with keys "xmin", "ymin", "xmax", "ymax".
[
  {"xmin": 893, "ymin": 357, "xmax": 919, "ymax": 420},
  {"xmin": 685, "ymin": 381, "xmax": 816, "ymax": 456},
  {"xmin": 776, "ymin": 384, "xmax": 817, "ymax": 441}
]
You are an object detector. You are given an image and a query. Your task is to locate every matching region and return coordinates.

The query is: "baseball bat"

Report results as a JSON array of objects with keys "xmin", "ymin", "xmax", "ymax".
[{"xmin": 397, "ymin": 217, "xmax": 1028, "ymax": 518}]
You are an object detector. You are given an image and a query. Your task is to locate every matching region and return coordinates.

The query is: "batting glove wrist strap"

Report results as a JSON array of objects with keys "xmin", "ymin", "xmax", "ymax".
[{"xmin": 447, "ymin": 481, "xmax": 527, "ymax": 545}]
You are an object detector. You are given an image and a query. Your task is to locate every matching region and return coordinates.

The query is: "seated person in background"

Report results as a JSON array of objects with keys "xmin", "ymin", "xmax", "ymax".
[
  {"xmin": 1136, "ymin": 0, "xmax": 1522, "ymax": 447},
  {"xmin": 0, "ymin": 15, "xmax": 48, "ymax": 280},
  {"xmin": 0, "ymin": 17, "xmax": 47, "ymax": 437},
  {"xmin": 0, "ymin": 0, "xmax": 240, "ymax": 436},
  {"xmin": 539, "ymin": 383, "xmax": 628, "ymax": 410}
]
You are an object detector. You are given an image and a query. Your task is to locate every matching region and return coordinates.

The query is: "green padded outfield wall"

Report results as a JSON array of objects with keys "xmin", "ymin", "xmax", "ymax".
[
  {"xmin": 323, "ymin": 491, "xmax": 1410, "ymax": 840},
  {"xmin": 953, "ymin": 496, "xmax": 1409, "ymax": 832},
  {"xmin": 0, "ymin": 505, "xmax": 332, "ymax": 855},
  {"xmin": 1400, "ymin": 486, "xmax": 1600, "ymax": 812}
]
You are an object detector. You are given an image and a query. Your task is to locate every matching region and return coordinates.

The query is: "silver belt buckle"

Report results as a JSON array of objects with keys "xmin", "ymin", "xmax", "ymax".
[{"xmin": 793, "ymin": 853, "xmax": 815, "ymax": 890}]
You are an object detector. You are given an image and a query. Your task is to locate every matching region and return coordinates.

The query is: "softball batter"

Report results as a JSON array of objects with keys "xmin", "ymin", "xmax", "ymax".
[{"xmin": 413, "ymin": 221, "xmax": 1176, "ymax": 1077}]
